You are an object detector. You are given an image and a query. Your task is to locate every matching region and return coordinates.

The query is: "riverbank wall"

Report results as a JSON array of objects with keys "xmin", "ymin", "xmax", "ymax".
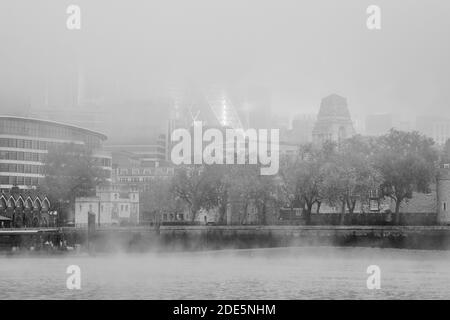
[
  {"xmin": 2, "ymin": 225, "xmax": 450, "ymax": 253},
  {"xmin": 59, "ymin": 225, "xmax": 450, "ymax": 252}
]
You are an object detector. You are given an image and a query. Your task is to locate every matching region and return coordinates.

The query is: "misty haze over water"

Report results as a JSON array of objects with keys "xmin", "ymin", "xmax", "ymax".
[{"xmin": 1, "ymin": 247, "xmax": 450, "ymax": 299}]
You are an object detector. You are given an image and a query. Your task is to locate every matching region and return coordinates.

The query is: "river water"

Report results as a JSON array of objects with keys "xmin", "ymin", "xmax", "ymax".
[{"xmin": 1, "ymin": 247, "xmax": 449, "ymax": 299}]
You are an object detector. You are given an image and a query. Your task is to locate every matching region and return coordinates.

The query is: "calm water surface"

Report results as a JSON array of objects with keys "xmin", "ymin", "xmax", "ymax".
[{"xmin": 1, "ymin": 247, "xmax": 449, "ymax": 299}]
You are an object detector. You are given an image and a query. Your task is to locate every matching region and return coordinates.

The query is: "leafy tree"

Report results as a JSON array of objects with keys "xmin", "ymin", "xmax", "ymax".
[
  {"xmin": 38, "ymin": 143, "xmax": 107, "ymax": 225},
  {"xmin": 223, "ymin": 164, "xmax": 258, "ymax": 224},
  {"xmin": 322, "ymin": 139, "xmax": 382, "ymax": 224},
  {"xmin": 225, "ymin": 164, "xmax": 281, "ymax": 225},
  {"xmin": 374, "ymin": 130, "xmax": 438, "ymax": 224},
  {"xmin": 40, "ymin": 144, "xmax": 107, "ymax": 204},
  {"xmin": 251, "ymin": 174, "xmax": 281, "ymax": 225},
  {"xmin": 171, "ymin": 165, "xmax": 220, "ymax": 222},
  {"xmin": 141, "ymin": 177, "xmax": 181, "ymax": 224},
  {"xmin": 279, "ymin": 142, "xmax": 333, "ymax": 224}
]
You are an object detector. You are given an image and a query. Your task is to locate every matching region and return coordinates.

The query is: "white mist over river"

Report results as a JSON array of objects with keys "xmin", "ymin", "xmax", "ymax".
[{"xmin": 1, "ymin": 247, "xmax": 450, "ymax": 299}]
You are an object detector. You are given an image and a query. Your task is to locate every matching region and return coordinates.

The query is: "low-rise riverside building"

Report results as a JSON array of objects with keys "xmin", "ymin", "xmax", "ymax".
[
  {"xmin": 74, "ymin": 184, "xmax": 139, "ymax": 227},
  {"xmin": 0, "ymin": 189, "xmax": 53, "ymax": 228},
  {"xmin": 113, "ymin": 165, "xmax": 175, "ymax": 192}
]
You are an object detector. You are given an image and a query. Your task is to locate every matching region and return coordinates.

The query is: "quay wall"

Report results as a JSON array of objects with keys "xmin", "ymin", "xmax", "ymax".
[
  {"xmin": 2, "ymin": 226, "xmax": 450, "ymax": 252},
  {"xmin": 62, "ymin": 225, "xmax": 450, "ymax": 252},
  {"xmin": 278, "ymin": 211, "xmax": 437, "ymax": 226}
]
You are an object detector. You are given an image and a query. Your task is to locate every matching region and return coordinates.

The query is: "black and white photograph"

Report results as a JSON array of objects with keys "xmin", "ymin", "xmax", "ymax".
[{"xmin": 1, "ymin": 0, "xmax": 450, "ymax": 308}]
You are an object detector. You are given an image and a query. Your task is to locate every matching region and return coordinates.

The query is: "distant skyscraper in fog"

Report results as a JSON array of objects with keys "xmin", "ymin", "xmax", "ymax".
[
  {"xmin": 312, "ymin": 94, "xmax": 355, "ymax": 144},
  {"xmin": 366, "ymin": 114, "xmax": 394, "ymax": 136},
  {"xmin": 242, "ymin": 87, "xmax": 271, "ymax": 129},
  {"xmin": 291, "ymin": 114, "xmax": 316, "ymax": 144},
  {"xmin": 205, "ymin": 87, "xmax": 243, "ymax": 129},
  {"xmin": 28, "ymin": 63, "xmax": 108, "ymax": 132},
  {"xmin": 366, "ymin": 113, "xmax": 413, "ymax": 136},
  {"xmin": 416, "ymin": 115, "xmax": 450, "ymax": 145}
]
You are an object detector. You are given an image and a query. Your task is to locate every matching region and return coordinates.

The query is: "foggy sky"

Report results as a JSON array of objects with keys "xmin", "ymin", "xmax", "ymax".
[{"xmin": 1, "ymin": 0, "xmax": 450, "ymax": 120}]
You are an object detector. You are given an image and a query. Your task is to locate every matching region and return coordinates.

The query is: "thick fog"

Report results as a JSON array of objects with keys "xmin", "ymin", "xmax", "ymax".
[{"xmin": 1, "ymin": 0, "xmax": 450, "ymax": 123}]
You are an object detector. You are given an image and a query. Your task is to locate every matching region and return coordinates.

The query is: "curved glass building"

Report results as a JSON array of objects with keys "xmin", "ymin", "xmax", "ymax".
[{"xmin": 0, "ymin": 116, "xmax": 111, "ymax": 189}]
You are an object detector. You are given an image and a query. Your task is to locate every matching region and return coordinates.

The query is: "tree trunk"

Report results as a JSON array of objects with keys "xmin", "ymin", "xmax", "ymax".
[
  {"xmin": 260, "ymin": 202, "xmax": 267, "ymax": 225},
  {"xmin": 241, "ymin": 202, "xmax": 248, "ymax": 225},
  {"xmin": 218, "ymin": 203, "xmax": 227, "ymax": 225},
  {"xmin": 190, "ymin": 206, "xmax": 197, "ymax": 223},
  {"xmin": 339, "ymin": 200, "xmax": 346, "ymax": 225},
  {"xmin": 218, "ymin": 192, "xmax": 228, "ymax": 225},
  {"xmin": 394, "ymin": 199, "xmax": 402, "ymax": 225},
  {"xmin": 304, "ymin": 202, "xmax": 313, "ymax": 225},
  {"xmin": 347, "ymin": 199, "xmax": 356, "ymax": 214},
  {"xmin": 316, "ymin": 201, "xmax": 322, "ymax": 214}
]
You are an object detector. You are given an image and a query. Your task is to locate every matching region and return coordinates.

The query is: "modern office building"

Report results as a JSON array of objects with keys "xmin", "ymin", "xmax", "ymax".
[
  {"xmin": 0, "ymin": 116, "xmax": 112, "ymax": 189},
  {"xmin": 365, "ymin": 113, "xmax": 413, "ymax": 136},
  {"xmin": 105, "ymin": 133, "xmax": 167, "ymax": 168},
  {"xmin": 416, "ymin": 116, "xmax": 450, "ymax": 145},
  {"xmin": 290, "ymin": 114, "xmax": 316, "ymax": 144},
  {"xmin": 365, "ymin": 114, "xmax": 395, "ymax": 136}
]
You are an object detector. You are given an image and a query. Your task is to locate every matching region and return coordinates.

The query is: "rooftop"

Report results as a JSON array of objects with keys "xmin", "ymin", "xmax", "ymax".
[
  {"xmin": 317, "ymin": 94, "xmax": 352, "ymax": 120},
  {"xmin": 0, "ymin": 116, "xmax": 107, "ymax": 141}
]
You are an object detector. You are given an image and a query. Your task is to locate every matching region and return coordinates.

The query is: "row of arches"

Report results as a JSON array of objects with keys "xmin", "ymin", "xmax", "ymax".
[{"xmin": 0, "ymin": 195, "xmax": 50, "ymax": 211}]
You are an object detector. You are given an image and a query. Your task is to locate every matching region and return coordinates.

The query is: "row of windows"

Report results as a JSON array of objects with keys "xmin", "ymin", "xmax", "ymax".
[
  {"xmin": 0, "ymin": 176, "xmax": 41, "ymax": 186},
  {"xmin": 118, "ymin": 176, "xmax": 171, "ymax": 183},
  {"xmin": 162, "ymin": 213, "xmax": 184, "ymax": 221},
  {"xmin": 1, "ymin": 151, "xmax": 112, "ymax": 169},
  {"xmin": 93, "ymin": 157, "xmax": 112, "ymax": 167},
  {"xmin": 0, "ymin": 119, "xmax": 103, "ymax": 149},
  {"xmin": 0, "ymin": 163, "xmax": 43, "ymax": 174},
  {"xmin": 0, "ymin": 151, "xmax": 45, "ymax": 162},
  {"xmin": 0, "ymin": 138, "xmax": 81, "ymax": 151},
  {"xmin": 117, "ymin": 168, "xmax": 174, "ymax": 175}
]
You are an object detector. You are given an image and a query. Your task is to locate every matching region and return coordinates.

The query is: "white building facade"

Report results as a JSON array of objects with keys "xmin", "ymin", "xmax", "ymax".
[{"xmin": 74, "ymin": 184, "xmax": 139, "ymax": 227}]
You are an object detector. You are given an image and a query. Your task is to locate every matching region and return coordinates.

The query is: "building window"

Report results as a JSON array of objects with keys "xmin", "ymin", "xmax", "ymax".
[{"xmin": 444, "ymin": 202, "xmax": 447, "ymax": 211}]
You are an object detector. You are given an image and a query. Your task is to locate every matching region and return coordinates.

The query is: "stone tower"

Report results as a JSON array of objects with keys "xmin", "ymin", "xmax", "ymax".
[
  {"xmin": 437, "ymin": 166, "xmax": 450, "ymax": 225},
  {"xmin": 312, "ymin": 94, "xmax": 355, "ymax": 145}
]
